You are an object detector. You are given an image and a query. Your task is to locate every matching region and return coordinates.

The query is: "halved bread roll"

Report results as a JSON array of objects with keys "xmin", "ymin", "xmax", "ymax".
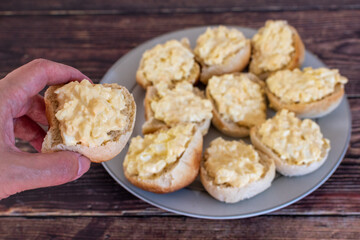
[
  {"xmin": 136, "ymin": 38, "xmax": 200, "ymax": 89},
  {"xmin": 194, "ymin": 26, "xmax": 251, "ymax": 84},
  {"xmin": 250, "ymin": 109, "xmax": 331, "ymax": 176},
  {"xmin": 123, "ymin": 124, "xmax": 202, "ymax": 193},
  {"xmin": 142, "ymin": 82, "xmax": 213, "ymax": 135},
  {"xmin": 206, "ymin": 73, "xmax": 266, "ymax": 137},
  {"xmin": 42, "ymin": 80, "xmax": 136, "ymax": 163},
  {"xmin": 265, "ymin": 67, "xmax": 348, "ymax": 118},
  {"xmin": 200, "ymin": 137, "xmax": 275, "ymax": 203},
  {"xmin": 249, "ymin": 20, "xmax": 305, "ymax": 80}
]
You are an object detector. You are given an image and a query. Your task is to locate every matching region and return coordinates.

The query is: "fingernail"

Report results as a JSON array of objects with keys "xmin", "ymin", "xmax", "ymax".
[{"xmin": 76, "ymin": 156, "xmax": 90, "ymax": 179}]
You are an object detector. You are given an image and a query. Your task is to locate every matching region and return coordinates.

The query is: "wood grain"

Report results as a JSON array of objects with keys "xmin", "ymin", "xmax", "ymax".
[
  {"xmin": 0, "ymin": 2, "xmax": 359, "ymax": 237},
  {"xmin": 0, "ymin": 10, "xmax": 359, "ymax": 95},
  {"xmin": 1, "ymin": 0, "xmax": 360, "ymax": 13},
  {"xmin": 0, "ymin": 216, "xmax": 359, "ymax": 239}
]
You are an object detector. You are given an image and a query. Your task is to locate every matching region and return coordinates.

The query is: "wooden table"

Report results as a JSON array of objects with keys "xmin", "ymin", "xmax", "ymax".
[{"xmin": 1, "ymin": 1, "xmax": 359, "ymax": 239}]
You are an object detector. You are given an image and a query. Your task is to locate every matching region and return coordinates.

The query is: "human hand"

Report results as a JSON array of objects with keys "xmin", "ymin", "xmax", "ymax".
[{"xmin": 0, "ymin": 59, "xmax": 91, "ymax": 200}]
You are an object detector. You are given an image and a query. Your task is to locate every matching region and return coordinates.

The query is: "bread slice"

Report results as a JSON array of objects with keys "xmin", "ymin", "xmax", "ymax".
[
  {"xmin": 123, "ymin": 125, "xmax": 203, "ymax": 193},
  {"xmin": 285, "ymin": 26, "xmax": 305, "ymax": 75},
  {"xmin": 200, "ymin": 140, "xmax": 275, "ymax": 203},
  {"xmin": 142, "ymin": 85, "xmax": 212, "ymax": 135},
  {"xmin": 136, "ymin": 38, "xmax": 200, "ymax": 89},
  {"xmin": 205, "ymin": 73, "xmax": 265, "ymax": 137},
  {"xmin": 250, "ymin": 126, "xmax": 330, "ymax": 177},
  {"xmin": 198, "ymin": 41, "xmax": 251, "ymax": 84},
  {"xmin": 41, "ymin": 83, "xmax": 136, "ymax": 163},
  {"xmin": 266, "ymin": 83, "xmax": 345, "ymax": 118},
  {"xmin": 250, "ymin": 22, "xmax": 305, "ymax": 80}
]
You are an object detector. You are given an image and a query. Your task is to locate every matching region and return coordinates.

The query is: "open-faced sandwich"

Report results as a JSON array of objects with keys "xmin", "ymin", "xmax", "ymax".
[
  {"xmin": 200, "ymin": 137, "xmax": 275, "ymax": 203},
  {"xmin": 136, "ymin": 38, "xmax": 200, "ymax": 88},
  {"xmin": 206, "ymin": 73, "xmax": 266, "ymax": 137},
  {"xmin": 123, "ymin": 124, "xmax": 202, "ymax": 193},
  {"xmin": 265, "ymin": 67, "xmax": 348, "ymax": 118},
  {"xmin": 42, "ymin": 79, "xmax": 136, "ymax": 163},
  {"xmin": 250, "ymin": 109, "xmax": 331, "ymax": 176},
  {"xmin": 143, "ymin": 82, "xmax": 213, "ymax": 135},
  {"xmin": 194, "ymin": 26, "xmax": 251, "ymax": 84},
  {"xmin": 249, "ymin": 20, "xmax": 305, "ymax": 80}
]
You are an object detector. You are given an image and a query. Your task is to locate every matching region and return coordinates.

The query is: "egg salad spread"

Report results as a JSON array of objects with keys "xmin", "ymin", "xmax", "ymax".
[
  {"xmin": 267, "ymin": 67, "xmax": 348, "ymax": 103},
  {"xmin": 138, "ymin": 39, "xmax": 195, "ymax": 84},
  {"xmin": 250, "ymin": 20, "xmax": 295, "ymax": 75},
  {"xmin": 204, "ymin": 137, "xmax": 265, "ymax": 188},
  {"xmin": 194, "ymin": 26, "xmax": 249, "ymax": 65},
  {"xmin": 208, "ymin": 73, "xmax": 266, "ymax": 127},
  {"xmin": 55, "ymin": 80, "xmax": 129, "ymax": 147},
  {"xmin": 124, "ymin": 124, "xmax": 195, "ymax": 179},
  {"xmin": 258, "ymin": 109, "xmax": 330, "ymax": 165},
  {"xmin": 150, "ymin": 82, "xmax": 213, "ymax": 126}
]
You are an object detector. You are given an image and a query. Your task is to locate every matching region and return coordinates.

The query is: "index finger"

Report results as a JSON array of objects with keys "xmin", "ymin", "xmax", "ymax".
[
  {"xmin": 0, "ymin": 59, "xmax": 90, "ymax": 116},
  {"xmin": 4, "ymin": 58, "xmax": 90, "ymax": 97}
]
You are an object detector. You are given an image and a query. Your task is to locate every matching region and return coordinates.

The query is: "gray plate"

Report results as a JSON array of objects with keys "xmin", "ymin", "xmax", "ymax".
[{"xmin": 101, "ymin": 26, "xmax": 351, "ymax": 219}]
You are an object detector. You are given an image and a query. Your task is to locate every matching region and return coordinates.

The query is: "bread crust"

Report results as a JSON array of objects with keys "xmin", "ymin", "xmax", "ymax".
[
  {"xmin": 205, "ymin": 73, "xmax": 265, "ymax": 137},
  {"xmin": 287, "ymin": 26, "xmax": 305, "ymax": 74},
  {"xmin": 250, "ymin": 126, "xmax": 330, "ymax": 176},
  {"xmin": 198, "ymin": 41, "xmax": 251, "ymax": 84},
  {"xmin": 200, "ymin": 149, "xmax": 275, "ymax": 203},
  {"xmin": 136, "ymin": 39, "xmax": 200, "ymax": 89},
  {"xmin": 123, "ymin": 128, "xmax": 203, "ymax": 193},
  {"xmin": 41, "ymin": 83, "xmax": 136, "ymax": 163},
  {"xmin": 266, "ymin": 83, "xmax": 345, "ymax": 118},
  {"xmin": 142, "ymin": 85, "xmax": 211, "ymax": 135},
  {"xmin": 250, "ymin": 25, "xmax": 305, "ymax": 80}
]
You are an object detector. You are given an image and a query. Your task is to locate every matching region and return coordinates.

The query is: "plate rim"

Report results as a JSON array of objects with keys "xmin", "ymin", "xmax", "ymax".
[{"xmin": 101, "ymin": 26, "xmax": 352, "ymax": 219}]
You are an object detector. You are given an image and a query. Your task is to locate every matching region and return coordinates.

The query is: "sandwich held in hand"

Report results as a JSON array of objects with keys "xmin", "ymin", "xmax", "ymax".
[{"xmin": 42, "ymin": 79, "xmax": 136, "ymax": 163}]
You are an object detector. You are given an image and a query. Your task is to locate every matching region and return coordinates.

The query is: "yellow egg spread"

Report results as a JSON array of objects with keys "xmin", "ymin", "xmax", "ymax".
[
  {"xmin": 55, "ymin": 80, "xmax": 129, "ymax": 147},
  {"xmin": 250, "ymin": 20, "xmax": 295, "ymax": 75},
  {"xmin": 138, "ymin": 39, "xmax": 195, "ymax": 84},
  {"xmin": 204, "ymin": 138, "xmax": 265, "ymax": 188},
  {"xmin": 124, "ymin": 124, "xmax": 195, "ymax": 179},
  {"xmin": 194, "ymin": 26, "xmax": 249, "ymax": 65},
  {"xmin": 267, "ymin": 67, "xmax": 348, "ymax": 103},
  {"xmin": 150, "ymin": 82, "xmax": 213, "ymax": 126},
  {"xmin": 258, "ymin": 109, "xmax": 330, "ymax": 165},
  {"xmin": 207, "ymin": 73, "xmax": 266, "ymax": 127}
]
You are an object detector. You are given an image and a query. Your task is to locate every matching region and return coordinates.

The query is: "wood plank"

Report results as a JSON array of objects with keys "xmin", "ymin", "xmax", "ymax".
[
  {"xmin": 0, "ymin": 98, "xmax": 359, "ymax": 217},
  {"xmin": 0, "ymin": 11, "xmax": 359, "ymax": 95},
  {"xmin": 0, "ymin": 216, "xmax": 359, "ymax": 239},
  {"xmin": 1, "ymin": 0, "xmax": 359, "ymax": 13}
]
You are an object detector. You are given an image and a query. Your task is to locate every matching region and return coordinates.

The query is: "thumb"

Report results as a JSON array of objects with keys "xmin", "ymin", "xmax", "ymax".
[{"xmin": 2, "ymin": 150, "xmax": 90, "ymax": 197}]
